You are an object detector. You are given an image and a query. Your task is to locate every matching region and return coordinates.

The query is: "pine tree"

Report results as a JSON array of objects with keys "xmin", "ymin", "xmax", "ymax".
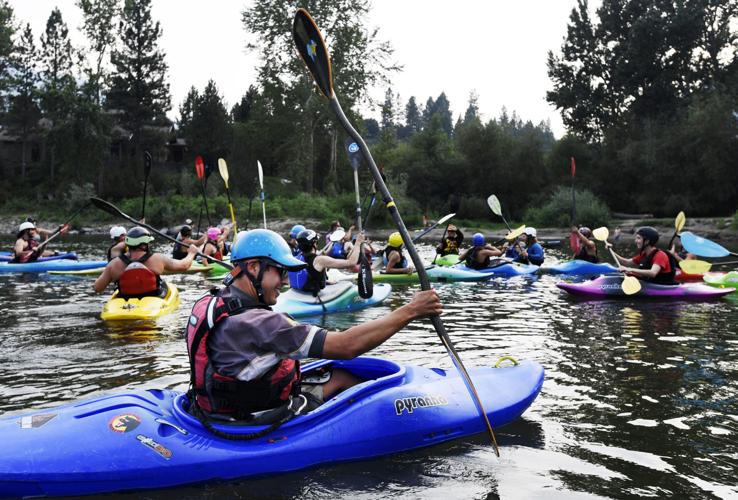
[
  {"xmin": 108, "ymin": 0, "xmax": 170, "ymax": 161},
  {"xmin": 0, "ymin": 0, "xmax": 15, "ymax": 113}
]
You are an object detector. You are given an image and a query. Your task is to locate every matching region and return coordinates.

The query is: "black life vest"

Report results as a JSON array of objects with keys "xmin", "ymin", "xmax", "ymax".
[
  {"xmin": 107, "ymin": 242, "xmax": 127, "ymax": 262},
  {"xmin": 117, "ymin": 252, "xmax": 163, "ymax": 298},
  {"xmin": 575, "ymin": 245, "xmax": 598, "ymax": 263},
  {"xmin": 638, "ymin": 248, "xmax": 677, "ymax": 285},
  {"xmin": 172, "ymin": 234, "xmax": 188, "ymax": 260},
  {"xmin": 464, "ymin": 246, "xmax": 490, "ymax": 270},
  {"xmin": 441, "ymin": 236, "xmax": 460, "ymax": 256},
  {"xmin": 202, "ymin": 240, "xmax": 223, "ymax": 263},
  {"xmin": 382, "ymin": 247, "xmax": 407, "ymax": 269},
  {"xmin": 185, "ymin": 288, "xmax": 300, "ymax": 418},
  {"xmin": 300, "ymin": 253, "xmax": 327, "ymax": 295}
]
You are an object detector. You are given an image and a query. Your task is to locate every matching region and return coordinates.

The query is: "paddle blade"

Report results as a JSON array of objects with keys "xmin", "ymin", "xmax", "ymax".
[
  {"xmin": 680, "ymin": 231, "xmax": 730, "ymax": 258},
  {"xmin": 218, "ymin": 158, "xmax": 229, "ymax": 187},
  {"xmin": 487, "ymin": 195, "xmax": 502, "ymax": 216},
  {"xmin": 505, "ymin": 225, "xmax": 526, "ymax": 241},
  {"xmin": 143, "ymin": 150, "xmax": 152, "ymax": 177},
  {"xmin": 195, "ymin": 156, "xmax": 205, "ymax": 180},
  {"xmin": 257, "ymin": 160, "xmax": 264, "ymax": 189},
  {"xmin": 293, "ymin": 9, "xmax": 333, "ymax": 98},
  {"xmin": 569, "ymin": 232, "xmax": 581, "ymax": 254},
  {"xmin": 679, "ymin": 259, "xmax": 711, "ymax": 274},
  {"xmin": 357, "ymin": 250, "xmax": 373, "ymax": 299},
  {"xmin": 90, "ymin": 197, "xmax": 125, "ymax": 218},
  {"xmin": 592, "ymin": 227, "xmax": 610, "ymax": 242},
  {"xmin": 436, "ymin": 213, "xmax": 455, "ymax": 226},
  {"xmin": 622, "ymin": 276, "xmax": 641, "ymax": 295},
  {"xmin": 675, "ymin": 211, "xmax": 686, "ymax": 233}
]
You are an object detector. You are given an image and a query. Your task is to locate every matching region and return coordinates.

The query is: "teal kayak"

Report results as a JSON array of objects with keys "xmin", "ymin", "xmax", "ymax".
[
  {"xmin": 0, "ymin": 259, "xmax": 107, "ymax": 274},
  {"xmin": 0, "ymin": 356, "xmax": 543, "ymax": 498},
  {"xmin": 273, "ymin": 281, "xmax": 392, "ymax": 317}
]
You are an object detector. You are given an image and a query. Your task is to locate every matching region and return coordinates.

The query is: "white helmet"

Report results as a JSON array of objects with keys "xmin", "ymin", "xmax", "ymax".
[
  {"xmin": 329, "ymin": 229, "xmax": 346, "ymax": 242},
  {"xmin": 18, "ymin": 221, "xmax": 35, "ymax": 232},
  {"xmin": 524, "ymin": 227, "xmax": 537, "ymax": 238},
  {"xmin": 109, "ymin": 226, "xmax": 126, "ymax": 239}
]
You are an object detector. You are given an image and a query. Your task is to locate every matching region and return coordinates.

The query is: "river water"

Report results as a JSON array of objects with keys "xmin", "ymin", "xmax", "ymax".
[{"xmin": 0, "ymin": 236, "xmax": 736, "ymax": 499}]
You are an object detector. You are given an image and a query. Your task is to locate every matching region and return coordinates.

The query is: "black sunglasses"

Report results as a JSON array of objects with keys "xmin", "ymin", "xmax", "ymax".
[{"xmin": 268, "ymin": 264, "xmax": 289, "ymax": 279}]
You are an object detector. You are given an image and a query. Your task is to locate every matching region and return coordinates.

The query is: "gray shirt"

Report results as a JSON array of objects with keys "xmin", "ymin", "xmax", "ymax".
[{"xmin": 208, "ymin": 286, "xmax": 327, "ymax": 382}]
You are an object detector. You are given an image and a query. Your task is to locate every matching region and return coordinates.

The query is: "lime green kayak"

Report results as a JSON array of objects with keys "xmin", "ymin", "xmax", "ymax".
[
  {"xmin": 703, "ymin": 271, "xmax": 738, "ymax": 289},
  {"xmin": 206, "ymin": 261, "xmax": 232, "ymax": 280},
  {"xmin": 435, "ymin": 254, "xmax": 460, "ymax": 266},
  {"xmin": 372, "ymin": 264, "xmax": 491, "ymax": 284}
]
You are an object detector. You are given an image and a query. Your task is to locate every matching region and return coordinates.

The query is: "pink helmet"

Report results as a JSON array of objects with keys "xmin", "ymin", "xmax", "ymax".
[{"xmin": 207, "ymin": 227, "xmax": 220, "ymax": 240}]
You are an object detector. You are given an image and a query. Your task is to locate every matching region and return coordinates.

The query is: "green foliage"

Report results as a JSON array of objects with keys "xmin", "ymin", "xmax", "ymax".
[{"xmin": 524, "ymin": 186, "xmax": 610, "ymax": 228}]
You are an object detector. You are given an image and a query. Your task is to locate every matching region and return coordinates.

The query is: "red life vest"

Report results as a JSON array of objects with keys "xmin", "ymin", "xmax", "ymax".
[
  {"xmin": 186, "ymin": 289, "xmax": 300, "ymax": 418},
  {"xmin": 203, "ymin": 240, "xmax": 223, "ymax": 262},
  {"xmin": 14, "ymin": 238, "xmax": 39, "ymax": 263},
  {"xmin": 117, "ymin": 252, "xmax": 162, "ymax": 298}
]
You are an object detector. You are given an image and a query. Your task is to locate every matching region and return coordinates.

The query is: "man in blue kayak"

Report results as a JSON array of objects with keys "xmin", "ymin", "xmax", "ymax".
[{"xmin": 185, "ymin": 229, "xmax": 441, "ymax": 422}]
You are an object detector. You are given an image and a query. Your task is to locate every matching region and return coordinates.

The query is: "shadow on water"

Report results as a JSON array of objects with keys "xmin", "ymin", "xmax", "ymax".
[{"xmin": 1, "ymin": 238, "xmax": 737, "ymax": 498}]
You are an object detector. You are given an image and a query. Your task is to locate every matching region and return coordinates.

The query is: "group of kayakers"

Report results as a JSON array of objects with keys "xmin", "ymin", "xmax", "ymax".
[{"xmin": 5, "ymin": 213, "xmax": 696, "ymax": 426}]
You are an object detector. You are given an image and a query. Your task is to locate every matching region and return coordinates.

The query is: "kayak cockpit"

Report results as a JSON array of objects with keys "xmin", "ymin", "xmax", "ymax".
[{"xmin": 171, "ymin": 356, "xmax": 406, "ymax": 436}]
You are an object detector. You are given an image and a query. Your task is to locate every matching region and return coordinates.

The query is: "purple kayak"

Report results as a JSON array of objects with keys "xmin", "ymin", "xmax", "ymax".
[{"xmin": 556, "ymin": 275, "xmax": 734, "ymax": 300}]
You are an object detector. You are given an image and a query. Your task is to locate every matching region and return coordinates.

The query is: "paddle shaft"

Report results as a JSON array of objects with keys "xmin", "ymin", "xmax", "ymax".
[
  {"xmin": 90, "ymin": 198, "xmax": 233, "ymax": 270},
  {"xmin": 141, "ymin": 175, "xmax": 149, "ymax": 221},
  {"xmin": 34, "ymin": 203, "xmax": 89, "ymax": 254},
  {"xmin": 329, "ymin": 94, "xmax": 499, "ymax": 454}
]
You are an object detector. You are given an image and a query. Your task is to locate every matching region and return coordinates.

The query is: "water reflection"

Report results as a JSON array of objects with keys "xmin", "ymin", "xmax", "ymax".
[{"xmin": 0, "ymin": 237, "xmax": 736, "ymax": 498}]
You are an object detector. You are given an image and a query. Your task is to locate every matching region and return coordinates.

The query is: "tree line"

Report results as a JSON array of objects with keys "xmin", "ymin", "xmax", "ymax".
[{"xmin": 0, "ymin": 0, "xmax": 736, "ymax": 224}]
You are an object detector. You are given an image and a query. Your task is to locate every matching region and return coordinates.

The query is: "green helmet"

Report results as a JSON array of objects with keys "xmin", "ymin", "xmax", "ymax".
[{"xmin": 125, "ymin": 226, "xmax": 154, "ymax": 247}]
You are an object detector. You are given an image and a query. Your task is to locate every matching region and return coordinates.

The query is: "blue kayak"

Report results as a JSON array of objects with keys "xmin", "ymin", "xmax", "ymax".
[
  {"xmin": 543, "ymin": 260, "xmax": 618, "ymax": 275},
  {"xmin": 0, "ymin": 251, "xmax": 78, "ymax": 263},
  {"xmin": 273, "ymin": 281, "xmax": 392, "ymax": 317},
  {"xmin": 452, "ymin": 260, "xmax": 539, "ymax": 277},
  {"xmin": 0, "ymin": 259, "xmax": 107, "ymax": 274},
  {"xmin": 0, "ymin": 356, "xmax": 544, "ymax": 498}
]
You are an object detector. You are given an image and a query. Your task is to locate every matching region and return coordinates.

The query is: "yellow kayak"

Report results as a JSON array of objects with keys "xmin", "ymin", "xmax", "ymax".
[
  {"xmin": 101, "ymin": 282, "xmax": 180, "ymax": 321},
  {"xmin": 51, "ymin": 261, "xmax": 211, "ymax": 277}
]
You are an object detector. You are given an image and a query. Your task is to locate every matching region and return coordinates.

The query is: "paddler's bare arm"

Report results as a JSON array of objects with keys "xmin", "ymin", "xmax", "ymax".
[{"xmin": 322, "ymin": 289, "xmax": 442, "ymax": 359}]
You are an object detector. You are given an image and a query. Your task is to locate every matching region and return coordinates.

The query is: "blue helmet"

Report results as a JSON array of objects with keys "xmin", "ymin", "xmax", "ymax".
[
  {"xmin": 472, "ymin": 232, "xmax": 485, "ymax": 246},
  {"xmin": 289, "ymin": 224, "xmax": 306, "ymax": 239},
  {"xmin": 231, "ymin": 229, "xmax": 306, "ymax": 270}
]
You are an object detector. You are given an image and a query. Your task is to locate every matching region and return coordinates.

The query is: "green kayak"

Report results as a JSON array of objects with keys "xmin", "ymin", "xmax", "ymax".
[
  {"xmin": 372, "ymin": 264, "xmax": 491, "ymax": 284},
  {"xmin": 703, "ymin": 271, "xmax": 738, "ymax": 289},
  {"xmin": 434, "ymin": 254, "xmax": 460, "ymax": 266}
]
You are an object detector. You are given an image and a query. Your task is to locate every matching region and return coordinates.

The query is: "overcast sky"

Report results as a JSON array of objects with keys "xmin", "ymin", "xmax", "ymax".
[{"xmin": 8, "ymin": 1, "xmax": 597, "ymax": 138}]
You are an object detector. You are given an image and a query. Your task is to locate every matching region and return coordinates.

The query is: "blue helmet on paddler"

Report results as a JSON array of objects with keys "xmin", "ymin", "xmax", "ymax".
[{"xmin": 229, "ymin": 229, "xmax": 307, "ymax": 303}]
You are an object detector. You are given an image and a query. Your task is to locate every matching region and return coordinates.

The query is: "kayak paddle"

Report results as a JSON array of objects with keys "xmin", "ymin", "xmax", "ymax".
[
  {"xmin": 346, "ymin": 140, "xmax": 373, "ymax": 299},
  {"xmin": 678, "ymin": 259, "xmax": 712, "ymax": 274},
  {"xmin": 141, "ymin": 151, "xmax": 152, "ymax": 221},
  {"xmin": 293, "ymin": 8, "xmax": 500, "ymax": 455},
  {"xmin": 569, "ymin": 157, "xmax": 579, "ymax": 254},
  {"xmin": 680, "ymin": 231, "xmax": 738, "ymax": 258},
  {"xmin": 32, "ymin": 203, "xmax": 89, "ymax": 257},
  {"xmin": 195, "ymin": 155, "xmax": 212, "ymax": 235},
  {"xmin": 487, "ymin": 194, "xmax": 512, "ymax": 232},
  {"xmin": 667, "ymin": 211, "xmax": 686, "ymax": 249},
  {"xmin": 89, "ymin": 197, "xmax": 234, "ymax": 270},
  {"xmin": 257, "ymin": 160, "xmax": 267, "ymax": 229},
  {"xmin": 218, "ymin": 158, "xmax": 238, "ymax": 237},
  {"xmin": 592, "ymin": 226, "xmax": 641, "ymax": 295}
]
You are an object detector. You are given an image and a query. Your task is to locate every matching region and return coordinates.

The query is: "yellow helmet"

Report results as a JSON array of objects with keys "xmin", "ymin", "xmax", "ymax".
[{"xmin": 388, "ymin": 232, "xmax": 403, "ymax": 247}]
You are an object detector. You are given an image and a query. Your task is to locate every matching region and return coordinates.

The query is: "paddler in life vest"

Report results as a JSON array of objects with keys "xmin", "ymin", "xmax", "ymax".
[
  {"xmin": 94, "ymin": 227, "xmax": 198, "ymax": 297},
  {"xmin": 288, "ymin": 229, "xmax": 366, "ymax": 294},
  {"xmin": 12, "ymin": 221, "xmax": 69, "ymax": 263},
  {"xmin": 323, "ymin": 225, "xmax": 355, "ymax": 259},
  {"xmin": 570, "ymin": 226, "xmax": 598, "ymax": 263},
  {"xmin": 185, "ymin": 228, "xmax": 442, "ymax": 419},
  {"xmin": 458, "ymin": 233, "xmax": 503, "ymax": 270},
  {"xmin": 201, "ymin": 226, "xmax": 232, "ymax": 264},
  {"xmin": 605, "ymin": 226, "xmax": 676, "ymax": 285},
  {"xmin": 381, "ymin": 232, "xmax": 414, "ymax": 274},
  {"xmin": 436, "ymin": 224, "xmax": 464, "ymax": 257},
  {"xmin": 511, "ymin": 227, "xmax": 545, "ymax": 266},
  {"xmin": 172, "ymin": 225, "xmax": 206, "ymax": 260},
  {"xmin": 107, "ymin": 226, "xmax": 127, "ymax": 261}
]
